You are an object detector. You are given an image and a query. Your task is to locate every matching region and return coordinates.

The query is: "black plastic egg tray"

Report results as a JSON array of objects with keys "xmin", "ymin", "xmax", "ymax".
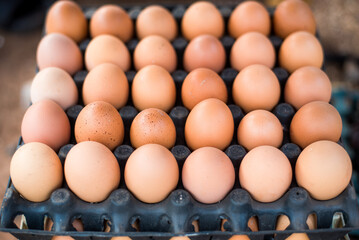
[{"xmin": 1, "ymin": 3, "xmax": 359, "ymax": 240}]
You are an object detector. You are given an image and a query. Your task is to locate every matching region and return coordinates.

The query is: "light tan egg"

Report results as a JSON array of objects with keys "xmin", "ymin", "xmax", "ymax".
[
  {"xmin": 185, "ymin": 98, "xmax": 234, "ymax": 151},
  {"xmin": 36, "ymin": 33, "xmax": 83, "ymax": 75},
  {"xmin": 181, "ymin": 1, "xmax": 224, "ymax": 40},
  {"xmin": 232, "ymin": 64, "xmax": 280, "ymax": 112},
  {"xmin": 10, "ymin": 142, "xmax": 63, "ymax": 202},
  {"xmin": 85, "ymin": 34, "xmax": 131, "ymax": 71},
  {"xmin": 182, "ymin": 147, "xmax": 235, "ymax": 204},
  {"xmin": 230, "ymin": 32, "xmax": 275, "ymax": 71},
  {"xmin": 239, "ymin": 145, "xmax": 292, "ymax": 202},
  {"xmin": 65, "ymin": 141, "xmax": 120, "ymax": 203},
  {"xmin": 131, "ymin": 65, "xmax": 176, "ymax": 112},
  {"xmin": 130, "ymin": 108, "xmax": 176, "ymax": 149},
  {"xmin": 21, "ymin": 99, "xmax": 70, "ymax": 151},
  {"xmin": 90, "ymin": 5, "xmax": 133, "ymax": 42},
  {"xmin": 183, "ymin": 34, "xmax": 226, "ymax": 73},
  {"xmin": 296, "ymin": 140, "xmax": 352, "ymax": 200},
  {"xmin": 284, "ymin": 66, "xmax": 332, "ymax": 110},
  {"xmin": 45, "ymin": 0, "xmax": 87, "ymax": 42},
  {"xmin": 75, "ymin": 101, "xmax": 124, "ymax": 151},
  {"xmin": 279, "ymin": 31, "xmax": 323, "ymax": 73},
  {"xmin": 124, "ymin": 144, "xmax": 179, "ymax": 203},
  {"xmin": 82, "ymin": 63, "xmax": 129, "ymax": 109},
  {"xmin": 136, "ymin": 5, "xmax": 177, "ymax": 41},
  {"xmin": 133, "ymin": 35, "xmax": 177, "ymax": 72},
  {"xmin": 273, "ymin": 0, "xmax": 316, "ymax": 39},
  {"xmin": 238, "ymin": 110, "xmax": 283, "ymax": 151},
  {"xmin": 31, "ymin": 67, "xmax": 78, "ymax": 110},
  {"xmin": 228, "ymin": 1, "xmax": 270, "ymax": 38},
  {"xmin": 290, "ymin": 101, "xmax": 342, "ymax": 149},
  {"xmin": 181, "ymin": 68, "xmax": 227, "ymax": 110}
]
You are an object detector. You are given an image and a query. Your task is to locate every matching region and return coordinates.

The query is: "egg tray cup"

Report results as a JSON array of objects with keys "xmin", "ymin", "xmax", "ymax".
[{"xmin": 1, "ymin": 2, "xmax": 358, "ymax": 240}]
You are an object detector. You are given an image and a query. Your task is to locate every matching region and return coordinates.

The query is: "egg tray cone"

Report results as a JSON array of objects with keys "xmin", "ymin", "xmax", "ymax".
[{"xmin": 1, "ymin": 2, "xmax": 358, "ymax": 240}]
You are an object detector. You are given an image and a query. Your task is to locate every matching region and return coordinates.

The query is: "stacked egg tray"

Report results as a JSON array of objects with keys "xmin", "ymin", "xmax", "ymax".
[{"xmin": 1, "ymin": 3, "xmax": 359, "ymax": 240}]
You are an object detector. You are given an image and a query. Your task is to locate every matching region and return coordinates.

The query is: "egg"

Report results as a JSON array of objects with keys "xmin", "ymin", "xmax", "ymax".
[
  {"xmin": 230, "ymin": 32, "xmax": 275, "ymax": 71},
  {"xmin": 36, "ymin": 33, "xmax": 83, "ymax": 75},
  {"xmin": 290, "ymin": 101, "xmax": 342, "ymax": 149},
  {"xmin": 181, "ymin": 68, "xmax": 227, "ymax": 110},
  {"xmin": 124, "ymin": 144, "xmax": 179, "ymax": 203},
  {"xmin": 45, "ymin": 0, "xmax": 87, "ymax": 43},
  {"xmin": 130, "ymin": 108, "xmax": 176, "ymax": 149},
  {"xmin": 21, "ymin": 99, "xmax": 70, "ymax": 151},
  {"xmin": 10, "ymin": 142, "xmax": 63, "ymax": 202},
  {"xmin": 30, "ymin": 67, "xmax": 78, "ymax": 110},
  {"xmin": 183, "ymin": 34, "xmax": 226, "ymax": 73},
  {"xmin": 111, "ymin": 237, "xmax": 131, "ymax": 240},
  {"xmin": 52, "ymin": 236, "xmax": 75, "ymax": 240},
  {"xmin": 181, "ymin": 1, "xmax": 224, "ymax": 40},
  {"xmin": 185, "ymin": 98, "xmax": 234, "ymax": 150},
  {"xmin": 296, "ymin": 140, "xmax": 352, "ymax": 200},
  {"xmin": 90, "ymin": 5, "xmax": 133, "ymax": 42},
  {"xmin": 65, "ymin": 141, "xmax": 120, "ymax": 202},
  {"xmin": 276, "ymin": 214, "xmax": 316, "ymax": 240},
  {"xmin": 228, "ymin": 1, "xmax": 270, "ymax": 38},
  {"xmin": 239, "ymin": 145, "xmax": 292, "ymax": 202},
  {"xmin": 273, "ymin": 0, "xmax": 316, "ymax": 39},
  {"xmin": 232, "ymin": 64, "xmax": 280, "ymax": 112},
  {"xmin": 279, "ymin": 31, "xmax": 324, "ymax": 73},
  {"xmin": 82, "ymin": 63, "xmax": 129, "ymax": 109},
  {"xmin": 133, "ymin": 35, "xmax": 177, "ymax": 72},
  {"xmin": 75, "ymin": 101, "xmax": 124, "ymax": 151},
  {"xmin": 284, "ymin": 66, "xmax": 332, "ymax": 110},
  {"xmin": 182, "ymin": 147, "xmax": 235, "ymax": 204},
  {"xmin": 136, "ymin": 5, "xmax": 177, "ymax": 41},
  {"xmin": 237, "ymin": 110, "xmax": 283, "ymax": 151},
  {"xmin": 170, "ymin": 237, "xmax": 190, "ymax": 240},
  {"xmin": 229, "ymin": 236, "xmax": 250, "ymax": 240},
  {"xmin": 131, "ymin": 65, "xmax": 176, "ymax": 112},
  {"xmin": 85, "ymin": 34, "xmax": 131, "ymax": 71}
]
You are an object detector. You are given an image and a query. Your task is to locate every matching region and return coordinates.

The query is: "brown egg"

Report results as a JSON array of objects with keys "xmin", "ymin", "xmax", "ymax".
[
  {"xmin": 232, "ymin": 64, "xmax": 280, "ymax": 112},
  {"xmin": 130, "ymin": 108, "xmax": 176, "ymax": 149},
  {"xmin": 75, "ymin": 101, "xmax": 124, "ymax": 151},
  {"xmin": 290, "ymin": 101, "xmax": 342, "ymax": 149},
  {"xmin": 274, "ymin": 0, "xmax": 316, "ymax": 39},
  {"xmin": 10, "ymin": 142, "xmax": 63, "ymax": 202},
  {"xmin": 229, "ymin": 236, "xmax": 250, "ymax": 240},
  {"xmin": 182, "ymin": 68, "xmax": 227, "ymax": 110},
  {"xmin": 124, "ymin": 144, "xmax": 179, "ymax": 203},
  {"xmin": 185, "ymin": 98, "xmax": 234, "ymax": 150},
  {"xmin": 82, "ymin": 63, "xmax": 129, "ymax": 109},
  {"xmin": 183, "ymin": 34, "xmax": 226, "ymax": 73},
  {"xmin": 45, "ymin": 0, "xmax": 87, "ymax": 43},
  {"xmin": 230, "ymin": 32, "xmax": 275, "ymax": 71},
  {"xmin": 136, "ymin": 5, "xmax": 177, "ymax": 41},
  {"xmin": 296, "ymin": 140, "xmax": 352, "ymax": 200},
  {"xmin": 238, "ymin": 110, "xmax": 283, "ymax": 151},
  {"xmin": 182, "ymin": 147, "xmax": 235, "ymax": 204},
  {"xmin": 170, "ymin": 237, "xmax": 190, "ymax": 240},
  {"xmin": 111, "ymin": 237, "xmax": 131, "ymax": 240},
  {"xmin": 228, "ymin": 1, "xmax": 270, "ymax": 38},
  {"xmin": 65, "ymin": 141, "xmax": 120, "ymax": 203},
  {"xmin": 36, "ymin": 33, "xmax": 83, "ymax": 75},
  {"xmin": 133, "ymin": 35, "xmax": 177, "ymax": 72},
  {"xmin": 52, "ymin": 237, "xmax": 75, "ymax": 240},
  {"xmin": 279, "ymin": 31, "xmax": 324, "ymax": 73},
  {"xmin": 21, "ymin": 99, "xmax": 70, "ymax": 151},
  {"xmin": 31, "ymin": 67, "xmax": 78, "ymax": 110},
  {"xmin": 239, "ymin": 146, "xmax": 292, "ymax": 202},
  {"xmin": 131, "ymin": 65, "xmax": 176, "ymax": 112},
  {"xmin": 284, "ymin": 66, "xmax": 332, "ymax": 110},
  {"xmin": 90, "ymin": 5, "xmax": 133, "ymax": 42},
  {"xmin": 276, "ymin": 214, "xmax": 316, "ymax": 240},
  {"xmin": 85, "ymin": 34, "xmax": 131, "ymax": 71},
  {"xmin": 181, "ymin": 1, "xmax": 224, "ymax": 40}
]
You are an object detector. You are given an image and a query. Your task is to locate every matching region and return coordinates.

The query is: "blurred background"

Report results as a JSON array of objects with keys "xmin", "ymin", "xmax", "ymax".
[{"xmin": 0, "ymin": 0, "xmax": 359, "ymax": 239}]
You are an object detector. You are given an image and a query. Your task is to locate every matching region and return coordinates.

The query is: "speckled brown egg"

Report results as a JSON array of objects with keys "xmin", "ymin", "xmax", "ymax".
[
  {"xmin": 130, "ymin": 108, "xmax": 176, "ymax": 149},
  {"xmin": 75, "ymin": 101, "xmax": 124, "ymax": 151}
]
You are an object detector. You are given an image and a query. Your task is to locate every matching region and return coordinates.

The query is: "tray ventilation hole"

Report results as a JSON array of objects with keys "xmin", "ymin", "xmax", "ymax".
[
  {"xmin": 13, "ymin": 214, "xmax": 26, "ymax": 229},
  {"xmin": 191, "ymin": 219, "xmax": 199, "ymax": 232},
  {"xmin": 131, "ymin": 218, "xmax": 140, "ymax": 232},
  {"xmin": 104, "ymin": 219, "xmax": 111, "ymax": 232},
  {"xmin": 307, "ymin": 213, "xmax": 317, "ymax": 230},
  {"xmin": 332, "ymin": 212, "xmax": 345, "ymax": 229},
  {"xmin": 72, "ymin": 218, "xmax": 84, "ymax": 231},
  {"xmin": 43, "ymin": 215, "xmax": 53, "ymax": 231},
  {"xmin": 248, "ymin": 216, "xmax": 259, "ymax": 232},
  {"xmin": 275, "ymin": 215, "xmax": 290, "ymax": 230}
]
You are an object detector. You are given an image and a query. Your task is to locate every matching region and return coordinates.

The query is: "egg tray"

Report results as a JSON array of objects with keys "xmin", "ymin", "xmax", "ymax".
[{"xmin": 0, "ymin": 2, "xmax": 358, "ymax": 240}]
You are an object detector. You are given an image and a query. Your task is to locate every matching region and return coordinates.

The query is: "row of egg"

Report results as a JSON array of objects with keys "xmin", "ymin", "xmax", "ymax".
[{"xmin": 45, "ymin": 0, "xmax": 315, "ymax": 43}]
